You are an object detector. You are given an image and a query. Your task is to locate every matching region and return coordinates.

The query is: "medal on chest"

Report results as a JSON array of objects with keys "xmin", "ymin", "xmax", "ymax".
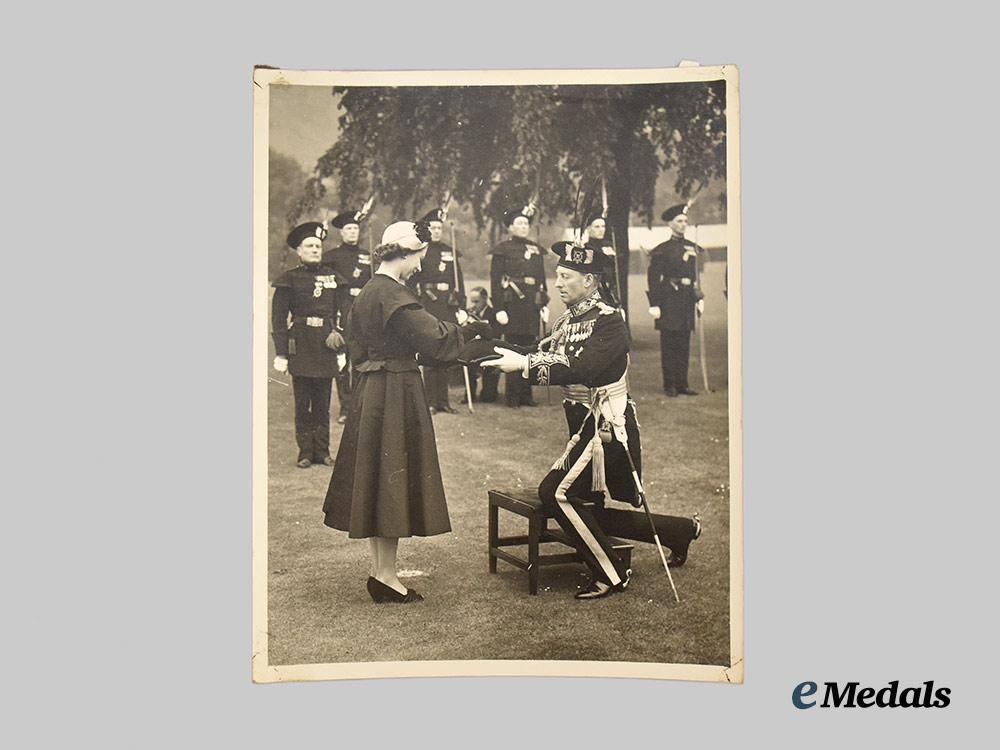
[
  {"xmin": 438, "ymin": 262, "xmax": 447, "ymax": 273},
  {"xmin": 314, "ymin": 274, "xmax": 337, "ymax": 297},
  {"xmin": 353, "ymin": 268, "xmax": 362, "ymax": 278},
  {"xmin": 565, "ymin": 319, "xmax": 596, "ymax": 343}
]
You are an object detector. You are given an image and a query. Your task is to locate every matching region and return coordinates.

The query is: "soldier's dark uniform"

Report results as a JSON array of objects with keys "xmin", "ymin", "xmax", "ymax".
[
  {"xmin": 518, "ymin": 242, "xmax": 701, "ymax": 598},
  {"xmin": 413, "ymin": 208, "xmax": 465, "ymax": 413},
  {"xmin": 464, "ymin": 293, "xmax": 501, "ymax": 403},
  {"xmin": 647, "ymin": 205, "xmax": 704, "ymax": 394},
  {"xmin": 584, "ymin": 211, "xmax": 622, "ymax": 307},
  {"xmin": 490, "ymin": 209, "xmax": 548, "ymax": 407},
  {"xmin": 272, "ymin": 222, "xmax": 345, "ymax": 466},
  {"xmin": 322, "ymin": 210, "xmax": 373, "ymax": 418}
]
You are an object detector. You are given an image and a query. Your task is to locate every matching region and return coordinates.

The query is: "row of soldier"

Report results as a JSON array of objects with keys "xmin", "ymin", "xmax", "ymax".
[{"xmin": 271, "ymin": 201, "xmax": 706, "ymax": 469}]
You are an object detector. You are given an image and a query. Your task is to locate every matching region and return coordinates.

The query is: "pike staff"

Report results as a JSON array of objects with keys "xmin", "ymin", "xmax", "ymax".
[
  {"xmin": 359, "ymin": 193, "xmax": 376, "ymax": 279},
  {"xmin": 693, "ymin": 221, "xmax": 711, "ymax": 393},
  {"xmin": 443, "ymin": 194, "xmax": 476, "ymax": 414},
  {"xmin": 601, "ymin": 177, "xmax": 624, "ymax": 308}
]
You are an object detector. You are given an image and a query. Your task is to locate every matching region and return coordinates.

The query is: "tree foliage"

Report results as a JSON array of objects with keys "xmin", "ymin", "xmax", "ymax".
[
  {"xmin": 269, "ymin": 149, "xmax": 308, "ymax": 280},
  {"xmin": 291, "ymin": 80, "xmax": 727, "ymax": 309}
]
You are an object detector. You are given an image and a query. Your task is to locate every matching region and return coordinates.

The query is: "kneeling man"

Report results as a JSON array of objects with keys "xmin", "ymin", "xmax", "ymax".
[{"xmin": 485, "ymin": 241, "xmax": 700, "ymax": 600}]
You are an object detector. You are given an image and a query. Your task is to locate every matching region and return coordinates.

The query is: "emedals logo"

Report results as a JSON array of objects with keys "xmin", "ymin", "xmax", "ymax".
[{"xmin": 792, "ymin": 681, "xmax": 951, "ymax": 709}]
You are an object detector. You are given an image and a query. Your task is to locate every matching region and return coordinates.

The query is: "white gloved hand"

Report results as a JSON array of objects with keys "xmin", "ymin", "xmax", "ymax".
[
  {"xmin": 539, "ymin": 306, "xmax": 550, "ymax": 324},
  {"xmin": 273, "ymin": 356, "xmax": 288, "ymax": 373},
  {"xmin": 483, "ymin": 347, "xmax": 528, "ymax": 373},
  {"xmin": 697, "ymin": 299, "xmax": 705, "ymax": 315},
  {"xmin": 496, "ymin": 310, "xmax": 509, "ymax": 326},
  {"xmin": 456, "ymin": 309, "xmax": 469, "ymax": 325},
  {"xmin": 648, "ymin": 306, "xmax": 661, "ymax": 320}
]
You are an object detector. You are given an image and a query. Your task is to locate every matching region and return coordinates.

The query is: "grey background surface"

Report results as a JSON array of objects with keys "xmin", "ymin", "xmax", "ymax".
[{"xmin": 5, "ymin": 0, "xmax": 996, "ymax": 746}]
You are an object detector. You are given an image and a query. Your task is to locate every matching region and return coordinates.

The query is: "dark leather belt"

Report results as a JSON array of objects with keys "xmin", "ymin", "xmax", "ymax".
[{"xmin": 356, "ymin": 359, "xmax": 420, "ymax": 373}]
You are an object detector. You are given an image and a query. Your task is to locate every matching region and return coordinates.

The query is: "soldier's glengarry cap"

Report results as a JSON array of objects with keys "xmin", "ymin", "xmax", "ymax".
[
  {"xmin": 502, "ymin": 207, "xmax": 532, "ymax": 227},
  {"xmin": 550, "ymin": 241, "xmax": 607, "ymax": 273},
  {"xmin": 287, "ymin": 222, "xmax": 327, "ymax": 248},
  {"xmin": 330, "ymin": 210, "xmax": 363, "ymax": 229},
  {"xmin": 661, "ymin": 204, "xmax": 688, "ymax": 223},
  {"xmin": 419, "ymin": 208, "xmax": 445, "ymax": 225}
]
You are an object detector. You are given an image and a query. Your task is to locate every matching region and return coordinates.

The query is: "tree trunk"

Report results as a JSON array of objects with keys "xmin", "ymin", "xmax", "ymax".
[{"xmin": 606, "ymin": 99, "xmax": 646, "ymax": 329}]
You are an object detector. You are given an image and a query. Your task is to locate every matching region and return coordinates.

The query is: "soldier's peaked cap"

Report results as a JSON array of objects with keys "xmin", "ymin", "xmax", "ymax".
[
  {"xmin": 584, "ymin": 209, "xmax": 606, "ymax": 226},
  {"xmin": 550, "ymin": 241, "xmax": 606, "ymax": 273},
  {"xmin": 661, "ymin": 204, "xmax": 688, "ymax": 223},
  {"xmin": 330, "ymin": 210, "xmax": 362, "ymax": 229},
  {"xmin": 287, "ymin": 222, "xmax": 327, "ymax": 249}
]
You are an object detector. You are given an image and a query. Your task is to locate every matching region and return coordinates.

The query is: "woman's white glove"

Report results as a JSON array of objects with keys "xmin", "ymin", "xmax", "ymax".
[
  {"xmin": 273, "ymin": 356, "xmax": 288, "ymax": 373},
  {"xmin": 648, "ymin": 306, "xmax": 661, "ymax": 320},
  {"xmin": 496, "ymin": 310, "xmax": 509, "ymax": 326},
  {"xmin": 539, "ymin": 306, "xmax": 550, "ymax": 324},
  {"xmin": 455, "ymin": 309, "xmax": 469, "ymax": 325}
]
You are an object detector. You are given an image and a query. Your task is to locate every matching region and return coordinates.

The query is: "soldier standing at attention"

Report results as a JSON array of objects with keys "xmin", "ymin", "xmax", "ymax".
[
  {"xmin": 413, "ymin": 208, "xmax": 465, "ymax": 414},
  {"xmin": 583, "ymin": 210, "xmax": 621, "ymax": 307},
  {"xmin": 463, "ymin": 286, "xmax": 501, "ymax": 404},
  {"xmin": 647, "ymin": 204, "xmax": 704, "ymax": 397},
  {"xmin": 489, "ymin": 205, "xmax": 549, "ymax": 408},
  {"xmin": 272, "ymin": 222, "xmax": 346, "ymax": 468},
  {"xmin": 322, "ymin": 209, "xmax": 373, "ymax": 422}
]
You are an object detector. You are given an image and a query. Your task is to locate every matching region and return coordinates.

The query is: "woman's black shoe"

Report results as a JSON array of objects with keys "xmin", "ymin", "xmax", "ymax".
[{"xmin": 367, "ymin": 576, "xmax": 423, "ymax": 604}]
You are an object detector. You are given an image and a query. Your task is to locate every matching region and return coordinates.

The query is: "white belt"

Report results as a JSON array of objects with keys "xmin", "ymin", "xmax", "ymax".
[
  {"xmin": 434, "ymin": 282, "xmax": 450, "ymax": 291},
  {"xmin": 305, "ymin": 317, "xmax": 325, "ymax": 327},
  {"xmin": 523, "ymin": 277, "xmax": 537, "ymax": 285},
  {"xmin": 561, "ymin": 373, "xmax": 628, "ymax": 410},
  {"xmin": 349, "ymin": 288, "xmax": 361, "ymax": 296}
]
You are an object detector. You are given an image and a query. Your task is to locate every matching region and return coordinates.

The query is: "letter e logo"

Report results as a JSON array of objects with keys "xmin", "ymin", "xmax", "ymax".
[{"xmin": 793, "ymin": 681, "xmax": 818, "ymax": 709}]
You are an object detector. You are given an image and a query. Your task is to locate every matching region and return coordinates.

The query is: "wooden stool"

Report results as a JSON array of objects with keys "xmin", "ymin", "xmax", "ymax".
[{"xmin": 488, "ymin": 488, "xmax": 633, "ymax": 595}]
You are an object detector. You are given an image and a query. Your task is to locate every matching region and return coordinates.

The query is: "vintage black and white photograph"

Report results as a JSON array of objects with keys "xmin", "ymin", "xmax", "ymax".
[{"xmin": 252, "ymin": 65, "xmax": 741, "ymax": 682}]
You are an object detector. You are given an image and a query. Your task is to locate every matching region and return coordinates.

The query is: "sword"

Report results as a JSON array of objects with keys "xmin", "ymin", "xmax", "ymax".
[
  {"xmin": 693, "ymin": 222, "xmax": 711, "ymax": 393},
  {"xmin": 602, "ymin": 177, "xmax": 624, "ymax": 309},
  {"xmin": 449, "ymin": 217, "xmax": 475, "ymax": 413},
  {"xmin": 622, "ymin": 432, "xmax": 680, "ymax": 603},
  {"xmin": 596, "ymin": 394, "xmax": 679, "ymax": 602}
]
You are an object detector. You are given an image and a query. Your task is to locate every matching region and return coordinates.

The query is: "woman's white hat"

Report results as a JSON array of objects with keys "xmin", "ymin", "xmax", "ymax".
[{"xmin": 380, "ymin": 221, "xmax": 428, "ymax": 251}]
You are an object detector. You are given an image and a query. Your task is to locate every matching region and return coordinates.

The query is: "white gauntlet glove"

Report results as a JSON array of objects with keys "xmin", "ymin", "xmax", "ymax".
[
  {"xmin": 648, "ymin": 306, "xmax": 661, "ymax": 321},
  {"xmin": 696, "ymin": 299, "xmax": 705, "ymax": 315},
  {"xmin": 273, "ymin": 356, "xmax": 288, "ymax": 373},
  {"xmin": 496, "ymin": 310, "xmax": 509, "ymax": 326},
  {"xmin": 539, "ymin": 306, "xmax": 550, "ymax": 324},
  {"xmin": 456, "ymin": 309, "xmax": 469, "ymax": 325}
]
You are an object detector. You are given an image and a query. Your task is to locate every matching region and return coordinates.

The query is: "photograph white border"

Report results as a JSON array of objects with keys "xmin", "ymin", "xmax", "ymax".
[{"xmin": 252, "ymin": 64, "xmax": 742, "ymax": 684}]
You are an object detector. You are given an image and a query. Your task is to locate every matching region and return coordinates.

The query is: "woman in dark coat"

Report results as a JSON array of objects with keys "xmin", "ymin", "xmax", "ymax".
[{"xmin": 323, "ymin": 220, "xmax": 489, "ymax": 604}]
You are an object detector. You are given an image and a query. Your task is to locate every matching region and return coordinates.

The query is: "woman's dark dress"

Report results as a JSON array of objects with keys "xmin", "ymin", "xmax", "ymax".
[{"xmin": 323, "ymin": 273, "xmax": 468, "ymax": 538}]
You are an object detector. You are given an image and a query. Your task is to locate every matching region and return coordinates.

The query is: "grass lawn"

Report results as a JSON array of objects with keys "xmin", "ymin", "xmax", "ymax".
[{"xmin": 265, "ymin": 268, "xmax": 732, "ymax": 666}]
